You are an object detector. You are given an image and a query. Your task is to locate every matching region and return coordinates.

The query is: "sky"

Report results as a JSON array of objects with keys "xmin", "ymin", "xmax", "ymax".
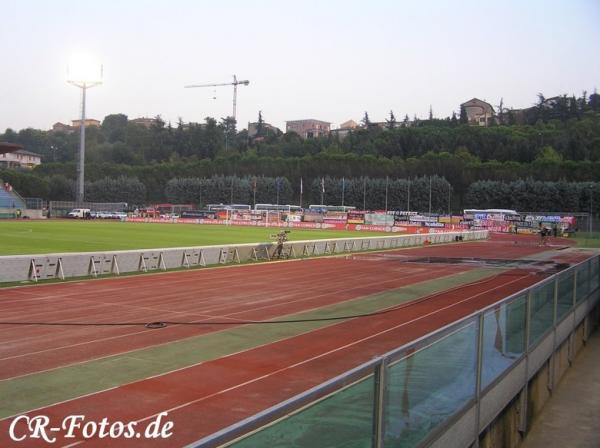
[{"xmin": 1, "ymin": 0, "xmax": 599, "ymax": 133}]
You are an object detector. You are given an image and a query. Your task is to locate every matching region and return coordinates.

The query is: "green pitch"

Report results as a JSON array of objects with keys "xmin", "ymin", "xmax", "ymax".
[
  {"xmin": 0, "ymin": 220, "xmax": 384, "ymax": 255},
  {"xmin": 574, "ymin": 232, "xmax": 600, "ymax": 249}
]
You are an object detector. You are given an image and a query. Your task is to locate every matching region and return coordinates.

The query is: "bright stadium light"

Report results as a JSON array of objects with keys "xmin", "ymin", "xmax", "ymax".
[{"xmin": 67, "ymin": 54, "xmax": 103, "ymax": 204}]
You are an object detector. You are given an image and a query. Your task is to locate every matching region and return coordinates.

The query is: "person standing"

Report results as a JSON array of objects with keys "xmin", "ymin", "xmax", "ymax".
[{"xmin": 275, "ymin": 230, "xmax": 289, "ymax": 259}]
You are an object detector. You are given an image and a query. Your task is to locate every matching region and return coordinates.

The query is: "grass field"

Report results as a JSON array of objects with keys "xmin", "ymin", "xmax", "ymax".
[
  {"xmin": 574, "ymin": 231, "xmax": 600, "ymax": 248},
  {"xmin": 0, "ymin": 220, "xmax": 384, "ymax": 255}
]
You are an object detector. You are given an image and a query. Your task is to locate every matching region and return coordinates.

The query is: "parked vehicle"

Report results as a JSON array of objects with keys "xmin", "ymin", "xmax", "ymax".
[{"xmin": 67, "ymin": 208, "xmax": 91, "ymax": 219}]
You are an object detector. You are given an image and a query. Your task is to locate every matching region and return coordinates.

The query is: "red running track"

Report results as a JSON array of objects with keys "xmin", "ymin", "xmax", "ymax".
[
  {"xmin": 0, "ymin": 259, "xmax": 469, "ymax": 379},
  {"xmin": 0, "ymin": 233, "xmax": 564, "ymax": 379},
  {"xmin": 0, "ymin": 268, "xmax": 547, "ymax": 447},
  {"xmin": 0, "ymin": 234, "xmax": 585, "ymax": 447}
]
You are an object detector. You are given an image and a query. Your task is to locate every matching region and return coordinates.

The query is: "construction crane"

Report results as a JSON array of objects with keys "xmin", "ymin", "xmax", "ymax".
[{"xmin": 184, "ymin": 75, "xmax": 249, "ymax": 122}]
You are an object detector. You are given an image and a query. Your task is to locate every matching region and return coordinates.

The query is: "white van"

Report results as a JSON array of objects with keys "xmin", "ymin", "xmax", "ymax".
[{"xmin": 67, "ymin": 208, "xmax": 91, "ymax": 219}]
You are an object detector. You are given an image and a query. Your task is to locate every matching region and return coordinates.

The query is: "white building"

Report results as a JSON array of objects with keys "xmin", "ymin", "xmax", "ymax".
[{"xmin": 0, "ymin": 144, "xmax": 42, "ymax": 169}]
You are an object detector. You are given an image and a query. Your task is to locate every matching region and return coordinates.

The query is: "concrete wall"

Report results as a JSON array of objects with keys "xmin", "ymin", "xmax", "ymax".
[
  {"xmin": 0, "ymin": 208, "xmax": 44, "ymax": 219},
  {"xmin": 0, "ymin": 230, "xmax": 488, "ymax": 283}
]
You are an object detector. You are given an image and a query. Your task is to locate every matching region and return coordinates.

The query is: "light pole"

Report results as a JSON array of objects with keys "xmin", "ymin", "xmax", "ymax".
[
  {"xmin": 590, "ymin": 185, "xmax": 593, "ymax": 236},
  {"xmin": 50, "ymin": 145, "xmax": 57, "ymax": 162},
  {"xmin": 407, "ymin": 178, "xmax": 410, "ymax": 212},
  {"xmin": 68, "ymin": 61, "xmax": 102, "ymax": 204},
  {"xmin": 428, "ymin": 176, "xmax": 433, "ymax": 215}
]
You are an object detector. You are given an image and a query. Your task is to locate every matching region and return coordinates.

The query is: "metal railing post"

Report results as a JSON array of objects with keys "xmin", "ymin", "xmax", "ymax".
[
  {"xmin": 569, "ymin": 270, "xmax": 578, "ymax": 364},
  {"xmin": 372, "ymin": 357, "xmax": 388, "ymax": 448},
  {"xmin": 473, "ymin": 313, "xmax": 485, "ymax": 447},
  {"xmin": 518, "ymin": 290, "xmax": 532, "ymax": 434},
  {"xmin": 549, "ymin": 277, "xmax": 559, "ymax": 392}
]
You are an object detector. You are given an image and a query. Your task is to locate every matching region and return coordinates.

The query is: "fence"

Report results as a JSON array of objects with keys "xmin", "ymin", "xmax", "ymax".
[
  {"xmin": 188, "ymin": 254, "xmax": 600, "ymax": 448},
  {"xmin": 24, "ymin": 197, "xmax": 44, "ymax": 210},
  {"xmin": 0, "ymin": 231, "xmax": 487, "ymax": 283}
]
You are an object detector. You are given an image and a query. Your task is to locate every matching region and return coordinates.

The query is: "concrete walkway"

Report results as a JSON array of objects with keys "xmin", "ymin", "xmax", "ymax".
[{"xmin": 522, "ymin": 328, "xmax": 600, "ymax": 448}]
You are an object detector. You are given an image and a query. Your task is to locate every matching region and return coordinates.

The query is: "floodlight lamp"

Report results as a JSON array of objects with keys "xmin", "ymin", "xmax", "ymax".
[{"xmin": 67, "ymin": 54, "xmax": 103, "ymax": 86}]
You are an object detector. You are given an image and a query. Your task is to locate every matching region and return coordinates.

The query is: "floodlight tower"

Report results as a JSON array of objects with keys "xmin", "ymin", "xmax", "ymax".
[{"xmin": 68, "ymin": 64, "xmax": 103, "ymax": 204}]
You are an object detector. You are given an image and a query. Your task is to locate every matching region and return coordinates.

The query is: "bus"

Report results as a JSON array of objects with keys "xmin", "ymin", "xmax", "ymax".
[
  {"xmin": 206, "ymin": 204, "xmax": 252, "ymax": 211},
  {"xmin": 463, "ymin": 209, "xmax": 520, "ymax": 220},
  {"xmin": 181, "ymin": 210, "xmax": 217, "ymax": 219},
  {"xmin": 254, "ymin": 204, "xmax": 303, "ymax": 213},
  {"xmin": 308, "ymin": 205, "xmax": 357, "ymax": 213}
]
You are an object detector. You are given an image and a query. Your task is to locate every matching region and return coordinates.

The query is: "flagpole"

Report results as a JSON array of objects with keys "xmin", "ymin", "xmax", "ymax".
[
  {"xmin": 407, "ymin": 178, "xmax": 410, "ymax": 212},
  {"xmin": 299, "ymin": 177, "xmax": 303, "ymax": 208},
  {"xmin": 428, "ymin": 176, "xmax": 432, "ymax": 215},
  {"xmin": 341, "ymin": 177, "xmax": 345, "ymax": 207},
  {"xmin": 321, "ymin": 177, "xmax": 325, "ymax": 205},
  {"xmin": 363, "ymin": 177, "xmax": 367, "ymax": 210},
  {"xmin": 385, "ymin": 176, "xmax": 389, "ymax": 212}
]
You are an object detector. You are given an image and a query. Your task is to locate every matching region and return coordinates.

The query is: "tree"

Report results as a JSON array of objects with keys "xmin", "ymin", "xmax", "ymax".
[
  {"xmin": 219, "ymin": 116, "xmax": 237, "ymax": 150},
  {"xmin": 362, "ymin": 112, "xmax": 371, "ymax": 128},
  {"xmin": 386, "ymin": 110, "xmax": 396, "ymax": 130},
  {"xmin": 256, "ymin": 110, "xmax": 264, "ymax": 137},
  {"xmin": 459, "ymin": 105, "xmax": 468, "ymax": 124},
  {"xmin": 101, "ymin": 114, "xmax": 128, "ymax": 143},
  {"xmin": 450, "ymin": 111, "xmax": 458, "ymax": 126},
  {"xmin": 589, "ymin": 91, "xmax": 600, "ymax": 112},
  {"xmin": 497, "ymin": 98, "xmax": 504, "ymax": 124}
]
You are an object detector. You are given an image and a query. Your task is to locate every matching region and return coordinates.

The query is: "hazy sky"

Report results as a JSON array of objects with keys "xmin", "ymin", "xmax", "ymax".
[{"xmin": 1, "ymin": 0, "xmax": 599, "ymax": 133}]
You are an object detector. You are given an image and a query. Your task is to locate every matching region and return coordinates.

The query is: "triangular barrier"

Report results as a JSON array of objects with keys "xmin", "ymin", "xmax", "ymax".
[
  {"xmin": 89, "ymin": 257, "xmax": 99, "ymax": 277},
  {"xmin": 158, "ymin": 252, "xmax": 167, "ymax": 271},
  {"xmin": 288, "ymin": 245, "xmax": 297, "ymax": 259},
  {"xmin": 138, "ymin": 254, "xmax": 148, "ymax": 272},
  {"xmin": 29, "ymin": 259, "xmax": 38, "ymax": 282},
  {"xmin": 219, "ymin": 248, "xmax": 228, "ymax": 264},
  {"xmin": 198, "ymin": 250, "xmax": 207, "ymax": 267},
  {"xmin": 111, "ymin": 255, "xmax": 120, "ymax": 275},
  {"xmin": 56, "ymin": 258, "xmax": 65, "ymax": 280},
  {"xmin": 182, "ymin": 252, "xmax": 191, "ymax": 268}
]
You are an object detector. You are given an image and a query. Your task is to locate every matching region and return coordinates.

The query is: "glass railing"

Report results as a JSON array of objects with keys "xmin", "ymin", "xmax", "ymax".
[
  {"xmin": 384, "ymin": 320, "xmax": 478, "ymax": 447},
  {"xmin": 233, "ymin": 375, "xmax": 375, "ymax": 448},
  {"xmin": 191, "ymin": 254, "xmax": 599, "ymax": 448}
]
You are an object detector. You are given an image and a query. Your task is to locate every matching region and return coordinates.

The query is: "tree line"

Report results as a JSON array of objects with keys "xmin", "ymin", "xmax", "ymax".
[
  {"xmin": 465, "ymin": 180, "xmax": 599, "ymax": 213},
  {"xmin": 4, "ymin": 164, "xmax": 597, "ymax": 215},
  {"xmin": 1, "ymin": 89, "xmax": 600, "ymax": 211},
  {"xmin": 2, "ymin": 91, "xmax": 599, "ymax": 165}
]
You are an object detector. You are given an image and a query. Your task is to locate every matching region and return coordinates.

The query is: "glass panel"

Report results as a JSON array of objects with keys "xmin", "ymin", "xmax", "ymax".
[
  {"xmin": 576, "ymin": 262, "xmax": 590, "ymax": 303},
  {"xmin": 481, "ymin": 294, "xmax": 527, "ymax": 389},
  {"xmin": 529, "ymin": 282, "xmax": 555, "ymax": 347},
  {"xmin": 590, "ymin": 257, "xmax": 600, "ymax": 292},
  {"xmin": 232, "ymin": 375, "xmax": 374, "ymax": 448},
  {"xmin": 384, "ymin": 322, "xmax": 477, "ymax": 447},
  {"xmin": 557, "ymin": 272, "xmax": 574, "ymax": 320}
]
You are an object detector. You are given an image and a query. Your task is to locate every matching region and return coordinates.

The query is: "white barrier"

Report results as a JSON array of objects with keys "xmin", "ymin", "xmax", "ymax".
[{"xmin": 0, "ymin": 230, "xmax": 488, "ymax": 283}]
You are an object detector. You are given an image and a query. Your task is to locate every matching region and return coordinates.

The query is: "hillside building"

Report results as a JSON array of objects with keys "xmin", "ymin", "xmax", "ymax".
[{"xmin": 285, "ymin": 119, "xmax": 331, "ymax": 139}]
